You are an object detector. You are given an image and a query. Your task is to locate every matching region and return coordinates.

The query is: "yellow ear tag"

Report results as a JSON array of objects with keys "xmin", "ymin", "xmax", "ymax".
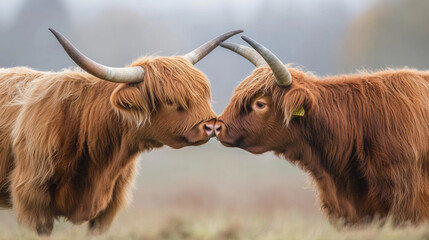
[
  {"xmin": 127, "ymin": 103, "xmax": 133, "ymax": 109},
  {"xmin": 292, "ymin": 107, "xmax": 305, "ymax": 116}
]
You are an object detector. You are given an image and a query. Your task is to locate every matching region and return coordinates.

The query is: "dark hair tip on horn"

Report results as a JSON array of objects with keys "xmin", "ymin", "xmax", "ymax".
[
  {"xmin": 228, "ymin": 29, "xmax": 244, "ymax": 36},
  {"xmin": 241, "ymin": 35, "xmax": 292, "ymax": 87},
  {"xmin": 241, "ymin": 36, "xmax": 257, "ymax": 46},
  {"xmin": 48, "ymin": 27, "xmax": 56, "ymax": 35},
  {"xmin": 183, "ymin": 29, "xmax": 244, "ymax": 65}
]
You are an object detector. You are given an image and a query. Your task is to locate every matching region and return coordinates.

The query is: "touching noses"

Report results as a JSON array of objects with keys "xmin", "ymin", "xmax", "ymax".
[
  {"xmin": 183, "ymin": 119, "xmax": 215, "ymax": 144},
  {"xmin": 214, "ymin": 121, "xmax": 224, "ymax": 136}
]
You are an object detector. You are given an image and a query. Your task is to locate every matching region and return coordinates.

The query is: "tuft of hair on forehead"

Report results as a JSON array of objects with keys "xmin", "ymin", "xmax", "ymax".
[
  {"xmin": 131, "ymin": 56, "xmax": 211, "ymax": 111},
  {"xmin": 225, "ymin": 65, "xmax": 315, "ymax": 124},
  {"xmin": 228, "ymin": 66, "xmax": 278, "ymax": 115}
]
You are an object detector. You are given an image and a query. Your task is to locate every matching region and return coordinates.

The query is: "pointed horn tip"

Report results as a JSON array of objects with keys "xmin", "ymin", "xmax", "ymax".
[
  {"xmin": 219, "ymin": 42, "xmax": 244, "ymax": 53},
  {"xmin": 48, "ymin": 28, "xmax": 58, "ymax": 35},
  {"xmin": 230, "ymin": 29, "xmax": 244, "ymax": 35},
  {"xmin": 183, "ymin": 29, "xmax": 243, "ymax": 65},
  {"xmin": 219, "ymin": 42, "xmax": 233, "ymax": 48},
  {"xmin": 241, "ymin": 35, "xmax": 249, "ymax": 41},
  {"xmin": 241, "ymin": 35, "xmax": 292, "ymax": 87},
  {"xmin": 48, "ymin": 28, "xmax": 64, "ymax": 42},
  {"xmin": 241, "ymin": 35, "xmax": 258, "ymax": 47},
  {"xmin": 221, "ymin": 30, "xmax": 243, "ymax": 39}
]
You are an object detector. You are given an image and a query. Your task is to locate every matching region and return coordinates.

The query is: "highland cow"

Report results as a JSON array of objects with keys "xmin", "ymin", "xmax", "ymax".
[
  {"xmin": 216, "ymin": 36, "xmax": 429, "ymax": 225},
  {"xmin": 0, "ymin": 28, "xmax": 241, "ymax": 236}
]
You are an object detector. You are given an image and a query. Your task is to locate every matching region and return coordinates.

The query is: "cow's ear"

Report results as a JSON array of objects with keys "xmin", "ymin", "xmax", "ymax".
[
  {"xmin": 110, "ymin": 84, "xmax": 150, "ymax": 123},
  {"xmin": 281, "ymin": 87, "xmax": 314, "ymax": 125}
]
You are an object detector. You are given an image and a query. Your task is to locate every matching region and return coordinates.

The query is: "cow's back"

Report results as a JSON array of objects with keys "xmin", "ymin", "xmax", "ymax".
[
  {"xmin": 376, "ymin": 70, "xmax": 429, "ymax": 155},
  {"xmin": 0, "ymin": 67, "xmax": 41, "ymax": 207},
  {"xmin": 307, "ymin": 69, "xmax": 429, "ymax": 223},
  {"xmin": 359, "ymin": 70, "xmax": 429, "ymax": 221}
]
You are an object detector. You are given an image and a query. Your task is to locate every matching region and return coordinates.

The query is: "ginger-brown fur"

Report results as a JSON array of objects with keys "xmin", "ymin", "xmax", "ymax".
[
  {"xmin": 0, "ymin": 56, "xmax": 216, "ymax": 235},
  {"xmin": 218, "ymin": 66, "xmax": 429, "ymax": 225}
]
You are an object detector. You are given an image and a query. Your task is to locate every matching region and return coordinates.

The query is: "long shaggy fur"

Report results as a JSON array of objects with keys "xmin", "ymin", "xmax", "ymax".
[
  {"xmin": 225, "ymin": 66, "xmax": 429, "ymax": 224},
  {"xmin": 0, "ymin": 56, "xmax": 213, "ymax": 234}
]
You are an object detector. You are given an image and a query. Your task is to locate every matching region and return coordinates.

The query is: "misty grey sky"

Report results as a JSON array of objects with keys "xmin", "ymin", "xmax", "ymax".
[
  {"xmin": 0, "ymin": 0, "xmax": 374, "ymax": 26},
  {"xmin": 0, "ymin": 0, "xmax": 385, "ymax": 113}
]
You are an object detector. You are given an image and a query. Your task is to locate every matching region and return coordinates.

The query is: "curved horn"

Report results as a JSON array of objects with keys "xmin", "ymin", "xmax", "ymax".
[
  {"xmin": 219, "ymin": 42, "xmax": 266, "ymax": 67},
  {"xmin": 183, "ymin": 30, "xmax": 243, "ymax": 65},
  {"xmin": 241, "ymin": 35, "xmax": 292, "ymax": 87},
  {"xmin": 49, "ymin": 28, "xmax": 145, "ymax": 83}
]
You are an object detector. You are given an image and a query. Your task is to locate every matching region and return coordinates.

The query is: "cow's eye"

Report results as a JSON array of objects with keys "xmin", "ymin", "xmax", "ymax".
[
  {"xmin": 177, "ymin": 106, "xmax": 185, "ymax": 112},
  {"xmin": 255, "ymin": 101, "xmax": 266, "ymax": 110}
]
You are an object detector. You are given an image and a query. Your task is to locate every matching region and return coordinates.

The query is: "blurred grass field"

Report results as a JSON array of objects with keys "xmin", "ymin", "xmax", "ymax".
[
  {"xmin": 3, "ymin": 207, "xmax": 429, "ymax": 240},
  {"xmin": 1, "ymin": 0, "xmax": 429, "ymax": 239},
  {"xmin": 1, "ymin": 142, "xmax": 429, "ymax": 240}
]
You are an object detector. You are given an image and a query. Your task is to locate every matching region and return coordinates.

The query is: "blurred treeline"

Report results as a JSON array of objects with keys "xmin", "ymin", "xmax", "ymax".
[
  {"xmin": 2, "ymin": 0, "xmax": 428, "ymax": 112},
  {"xmin": 1, "ymin": 2, "xmax": 429, "ymax": 237}
]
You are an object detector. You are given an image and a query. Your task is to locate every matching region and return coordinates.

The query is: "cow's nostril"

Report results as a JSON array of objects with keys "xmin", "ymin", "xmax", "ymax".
[
  {"xmin": 204, "ymin": 124, "xmax": 213, "ymax": 132},
  {"xmin": 203, "ymin": 124, "xmax": 214, "ymax": 136},
  {"xmin": 215, "ymin": 125, "xmax": 222, "ymax": 134}
]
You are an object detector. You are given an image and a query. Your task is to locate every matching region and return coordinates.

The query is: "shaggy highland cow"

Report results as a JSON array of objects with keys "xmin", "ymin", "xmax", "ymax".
[
  {"xmin": 0, "ymin": 28, "xmax": 242, "ymax": 236},
  {"xmin": 216, "ymin": 36, "xmax": 429, "ymax": 225}
]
